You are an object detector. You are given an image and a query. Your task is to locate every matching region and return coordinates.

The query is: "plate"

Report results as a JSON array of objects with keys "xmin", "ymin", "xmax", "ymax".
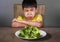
[{"xmin": 15, "ymin": 30, "xmax": 47, "ymax": 40}]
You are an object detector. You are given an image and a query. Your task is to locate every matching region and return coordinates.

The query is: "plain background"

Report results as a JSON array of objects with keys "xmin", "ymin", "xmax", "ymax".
[{"xmin": 0, "ymin": 0, "xmax": 60, "ymax": 27}]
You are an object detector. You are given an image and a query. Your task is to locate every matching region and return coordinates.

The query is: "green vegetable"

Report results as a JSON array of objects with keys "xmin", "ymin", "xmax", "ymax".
[{"xmin": 18, "ymin": 26, "xmax": 40, "ymax": 39}]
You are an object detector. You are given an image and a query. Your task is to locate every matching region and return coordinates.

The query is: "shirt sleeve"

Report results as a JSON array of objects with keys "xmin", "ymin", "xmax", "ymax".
[
  {"xmin": 17, "ymin": 16, "xmax": 23, "ymax": 20},
  {"xmin": 36, "ymin": 14, "xmax": 43, "ymax": 22}
]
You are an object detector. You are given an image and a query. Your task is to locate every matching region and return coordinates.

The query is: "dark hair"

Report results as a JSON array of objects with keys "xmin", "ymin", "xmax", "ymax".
[{"xmin": 22, "ymin": 0, "xmax": 37, "ymax": 9}]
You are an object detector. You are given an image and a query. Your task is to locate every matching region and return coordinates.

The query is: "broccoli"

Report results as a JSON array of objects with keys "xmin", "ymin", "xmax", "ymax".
[{"xmin": 18, "ymin": 26, "xmax": 41, "ymax": 39}]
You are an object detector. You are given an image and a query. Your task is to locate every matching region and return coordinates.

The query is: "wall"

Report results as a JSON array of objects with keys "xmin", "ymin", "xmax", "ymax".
[{"xmin": 0, "ymin": 0, "xmax": 60, "ymax": 27}]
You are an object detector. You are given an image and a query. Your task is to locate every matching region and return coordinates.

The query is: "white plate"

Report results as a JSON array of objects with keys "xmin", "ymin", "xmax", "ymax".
[{"xmin": 15, "ymin": 30, "xmax": 47, "ymax": 39}]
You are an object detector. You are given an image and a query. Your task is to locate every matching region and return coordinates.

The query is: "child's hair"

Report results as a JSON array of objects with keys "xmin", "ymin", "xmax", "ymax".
[{"xmin": 22, "ymin": 0, "xmax": 37, "ymax": 9}]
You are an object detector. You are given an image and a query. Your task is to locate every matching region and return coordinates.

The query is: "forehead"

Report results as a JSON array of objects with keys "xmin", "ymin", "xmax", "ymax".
[{"xmin": 24, "ymin": 7, "xmax": 36, "ymax": 10}]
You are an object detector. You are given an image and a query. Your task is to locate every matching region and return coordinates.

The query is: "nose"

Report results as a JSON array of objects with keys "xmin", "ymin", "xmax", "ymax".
[{"xmin": 28, "ymin": 11, "xmax": 32, "ymax": 15}]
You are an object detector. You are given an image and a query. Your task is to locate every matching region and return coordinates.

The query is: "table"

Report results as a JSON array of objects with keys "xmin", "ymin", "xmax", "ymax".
[{"xmin": 0, "ymin": 27, "xmax": 60, "ymax": 42}]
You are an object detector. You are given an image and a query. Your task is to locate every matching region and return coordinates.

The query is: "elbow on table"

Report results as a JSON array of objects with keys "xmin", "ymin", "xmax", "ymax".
[
  {"xmin": 11, "ymin": 22, "xmax": 20, "ymax": 28},
  {"xmin": 37, "ymin": 23, "xmax": 43, "ymax": 28},
  {"xmin": 11, "ymin": 22, "xmax": 27, "ymax": 28}
]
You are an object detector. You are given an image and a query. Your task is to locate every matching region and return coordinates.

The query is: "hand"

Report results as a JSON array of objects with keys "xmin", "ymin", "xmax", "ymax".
[
  {"xmin": 14, "ymin": 18, "xmax": 22, "ymax": 22},
  {"xmin": 12, "ymin": 18, "xmax": 17, "ymax": 22},
  {"xmin": 12, "ymin": 18, "xmax": 22, "ymax": 23}
]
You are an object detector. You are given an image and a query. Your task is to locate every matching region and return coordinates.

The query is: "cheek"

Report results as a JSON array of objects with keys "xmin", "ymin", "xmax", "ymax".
[
  {"xmin": 24, "ymin": 12, "xmax": 28, "ymax": 17},
  {"xmin": 31, "ymin": 12, "xmax": 35, "ymax": 16}
]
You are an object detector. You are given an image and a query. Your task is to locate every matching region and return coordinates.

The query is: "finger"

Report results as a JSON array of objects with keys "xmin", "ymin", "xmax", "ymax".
[{"xmin": 12, "ymin": 19, "xmax": 17, "ymax": 22}]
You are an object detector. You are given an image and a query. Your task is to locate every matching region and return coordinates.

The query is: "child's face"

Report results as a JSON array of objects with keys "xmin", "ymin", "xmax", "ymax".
[{"xmin": 23, "ymin": 7, "xmax": 37, "ymax": 19}]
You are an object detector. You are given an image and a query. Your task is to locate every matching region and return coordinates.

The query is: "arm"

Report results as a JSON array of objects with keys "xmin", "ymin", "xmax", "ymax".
[
  {"xmin": 16, "ymin": 20, "xmax": 43, "ymax": 27},
  {"xmin": 21, "ymin": 21, "xmax": 43, "ymax": 27},
  {"xmin": 11, "ymin": 18, "xmax": 28, "ymax": 28}
]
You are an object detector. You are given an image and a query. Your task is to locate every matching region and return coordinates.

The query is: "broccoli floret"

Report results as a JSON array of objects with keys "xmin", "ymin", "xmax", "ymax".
[{"xmin": 18, "ymin": 26, "xmax": 41, "ymax": 39}]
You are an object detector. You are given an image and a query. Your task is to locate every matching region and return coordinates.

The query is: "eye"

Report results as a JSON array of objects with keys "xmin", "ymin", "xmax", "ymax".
[
  {"xmin": 30, "ymin": 9, "xmax": 33, "ymax": 11},
  {"xmin": 26, "ymin": 10, "xmax": 29, "ymax": 12}
]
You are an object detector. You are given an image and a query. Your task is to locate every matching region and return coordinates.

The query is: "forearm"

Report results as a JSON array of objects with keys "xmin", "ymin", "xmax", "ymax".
[
  {"xmin": 18, "ymin": 20, "xmax": 43, "ymax": 27},
  {"xmin": 24, "ymin": 21, "xmax": 42, "ymax": 27},
  {"xmin": 12, "ymin": 18, "xmax": 28, "ymax": 28},
  {"xmin": 12, "ymin": 18, "xmax": 43, "ymax": 27},
  {"xmin": 12, "ymin": 22, "xmax": 27, "ymax": 28}
]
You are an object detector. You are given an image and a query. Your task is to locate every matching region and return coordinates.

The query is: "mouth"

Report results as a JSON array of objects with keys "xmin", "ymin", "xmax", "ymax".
[
  {"xmin": 28, "ymin": 16, "xmax": 33, "ymax": 18},
  {"xmin": 27, "ymin": 16, "xmax": 33, "ymax": 20}
]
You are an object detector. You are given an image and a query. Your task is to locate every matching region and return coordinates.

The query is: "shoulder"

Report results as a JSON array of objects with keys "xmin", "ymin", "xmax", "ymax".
[
  {"xmin": 36, "ymin": 14, "xmax": 43, "ymax": 18},
  {"xmin": 17, "ymin": 16, "xmax": 23, "ymax": 20},
  {"xmin": 36, "ymin": 14, "xmax": 43, "ymax": 22},
  {"xmin": 32, "ymin": 14, "xmax": 43, "ymax": 21},
  {"xmin": 17, "ymin": 16, "xmax": 22, "ymax": 18}
]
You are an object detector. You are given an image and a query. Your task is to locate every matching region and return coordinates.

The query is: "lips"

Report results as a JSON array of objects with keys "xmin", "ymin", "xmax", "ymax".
[
  {"xmin": 27, "ymin": 16, "xmax": 33, "ymax": 19},
  {"xmin": 29, "ymin": 16, "xmax": 31, "ymax": 17}
]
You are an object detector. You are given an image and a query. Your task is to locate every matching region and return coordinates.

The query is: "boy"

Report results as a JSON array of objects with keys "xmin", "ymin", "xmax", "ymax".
[{"xmin": 12, "ymin": 0, "xmax": 43, "ymax": 28}]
